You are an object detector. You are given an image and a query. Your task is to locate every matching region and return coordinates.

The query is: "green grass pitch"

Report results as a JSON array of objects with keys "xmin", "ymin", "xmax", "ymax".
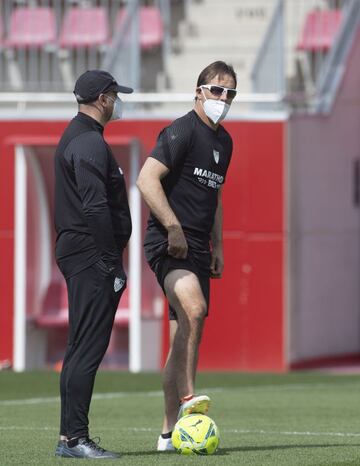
[{"xmin": 1, "ymin": 371, "xmax": 360, "ymax": 465}]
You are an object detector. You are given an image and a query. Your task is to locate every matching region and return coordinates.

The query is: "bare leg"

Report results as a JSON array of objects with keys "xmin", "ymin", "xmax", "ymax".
[
  {"xmin": 161, "ymin": 320, "xmax": 179, "ymax": 434},
  {"xmin": 161, "ymin": 269, "xmax": 207, "ymax": 432}
]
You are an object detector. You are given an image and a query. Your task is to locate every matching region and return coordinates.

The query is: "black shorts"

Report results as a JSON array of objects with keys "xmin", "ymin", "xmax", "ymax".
[{"xmin": 144, "ymin": 242, "xmax": 211, "ymax": 320}]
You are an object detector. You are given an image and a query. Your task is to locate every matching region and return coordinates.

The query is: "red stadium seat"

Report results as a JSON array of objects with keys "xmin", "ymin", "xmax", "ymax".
[
  {"xmin": 114, "ymin": 289, "xmax": 130, "ymax": 327},
  {"xmin": 0, "ymin": 14, "xmax": 3, "ymax": 45},
  {"xmin": 5, "ymin": 7, "xmax": 57, "ymax": 48},
  {"xmin": 116, "ymin": 6, "xmax": 163, "ymax": 50},
  {"xmin": 36, "ymin": 267, "xmax": 129, "ymax": 329},
  {"xmin": 36, "ymin": 275, "xmax": 69, "ymax": 329},
  {"xmin": 297, "ymin": 9, "xmax": 342, "ymax": 51},
  {"xmin": 59, "ymin": 7, "xmax": 110, "ymax": 48}
]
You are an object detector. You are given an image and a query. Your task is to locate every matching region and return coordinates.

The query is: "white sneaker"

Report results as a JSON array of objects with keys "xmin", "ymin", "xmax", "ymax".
[
  {"xmin": 177, "ymin": 394, "xmax": 211, "ymax": 420},
  {"xmin": 157, "ymin": 435, "xmax": 175, "ymax": 451}
]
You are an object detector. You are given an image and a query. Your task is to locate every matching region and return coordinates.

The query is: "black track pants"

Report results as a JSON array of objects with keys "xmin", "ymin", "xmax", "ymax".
[{"xmin": 59, "ymin": 261, "xmax": 126, "ymax": 438}]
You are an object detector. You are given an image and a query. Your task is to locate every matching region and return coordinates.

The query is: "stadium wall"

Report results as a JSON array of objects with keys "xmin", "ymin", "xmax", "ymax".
[
  {"xmin": 191, "ymin": 120, "xmax": 287, "ymax": 371},
  {"xmin": 0, "ymin": 118, "xmax": 287, "ymax": 372},
  {"xmin": 288, "ymin": 28, "xmax": 360, "ymax": 366}
]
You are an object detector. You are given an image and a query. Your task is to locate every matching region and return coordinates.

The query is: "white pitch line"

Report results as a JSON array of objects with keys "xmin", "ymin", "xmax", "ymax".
[
  {"xmin": 0, "ymin": 425, "xmax": 360, "ymax": 439},
  {"xmin": 0, "ymin": 390, "xmax": 163, "ymax": 407},
  {"xmin": 0, "ymin": 396, "xmax": 59, "ymax": 406},
  {"xmin": 0, "ymin": 426, "xmax": 156, "ymax": 432},
  {"xmin": 0, "ymin": 426, "xmax": 58, "ymax": 431},
  {"xmin": 204, "ymin": 382, "xmax": 360, "ymax": 393},
  {"xmin": 227, "ymin": 429, "xmax": 360, "ymax": 438},
  {"xmin": 1, "ymin": 382, "xmax": 360, "ymax": 407}
]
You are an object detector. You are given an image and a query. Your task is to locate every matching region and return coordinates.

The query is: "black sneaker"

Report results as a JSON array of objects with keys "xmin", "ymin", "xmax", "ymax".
[
  {"xmin": 56, "ymin": 437, "xmax": 120, "ymax": 459},
  {"xmin": 55, "ymin": 440, "xmax": 66, "ymax": 456}
]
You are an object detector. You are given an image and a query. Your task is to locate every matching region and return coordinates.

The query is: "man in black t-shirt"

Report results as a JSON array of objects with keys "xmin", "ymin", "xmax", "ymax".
[
  {"xmin": 137, "ymin": 61, "xmax": 237, "ymax": 451},
  {"xmin": 54, "ymin": 70, "xmax": 133, "ymax": 459}
]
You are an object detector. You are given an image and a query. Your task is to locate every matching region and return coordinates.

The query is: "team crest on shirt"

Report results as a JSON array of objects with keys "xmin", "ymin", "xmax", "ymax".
[
  {"xmin": 114, "ymin": 277, "xmax": 125, "ymax": 292},
  {"xmin": 213, "ymin": 150, "xmax": 220, "ymax": 164}
]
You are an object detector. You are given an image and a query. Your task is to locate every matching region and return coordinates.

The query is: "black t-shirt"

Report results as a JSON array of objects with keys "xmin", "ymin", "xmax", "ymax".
[
  {"xmin": 145, "ymin": 110, "xmax": 233, "ymax": 251},
  {"xmin": 54, "ymin": 112, "xmax": 132, "ymax": 278}
]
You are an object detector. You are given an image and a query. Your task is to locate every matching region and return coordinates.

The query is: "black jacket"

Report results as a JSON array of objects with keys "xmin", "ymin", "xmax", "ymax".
[{"xmin": 54, "ymin": 112, "xmax": 132, "ymax": 278}]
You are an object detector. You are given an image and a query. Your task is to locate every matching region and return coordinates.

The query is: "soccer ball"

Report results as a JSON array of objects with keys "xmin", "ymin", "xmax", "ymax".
[{"xmin": 171, "ymin": 414, "xmax": 219, "ymax": 455}]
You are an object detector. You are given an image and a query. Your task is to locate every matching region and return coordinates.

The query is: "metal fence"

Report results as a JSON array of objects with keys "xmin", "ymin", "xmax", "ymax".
[{"xmin": 251, "ymin": 0, "xmax": 359, "ymax": 112}]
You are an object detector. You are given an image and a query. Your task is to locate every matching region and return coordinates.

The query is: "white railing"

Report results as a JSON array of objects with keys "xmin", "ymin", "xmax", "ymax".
[
  {"xmin": 0, "ymin": 92, "xmax": 284, "ymax": 104},
  {"xmin": 0, "ymin": 91, "xmax": 286, "ymax": 119}
]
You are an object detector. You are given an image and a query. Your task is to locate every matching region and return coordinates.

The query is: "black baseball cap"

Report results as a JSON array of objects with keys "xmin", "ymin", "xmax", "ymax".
[{"xmin": 74, "ymin": 70, "xmax": 133, "ymax": 104}]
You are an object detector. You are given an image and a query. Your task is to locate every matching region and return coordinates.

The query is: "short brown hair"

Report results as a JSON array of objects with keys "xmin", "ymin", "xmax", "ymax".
[{"xmin": 196, "ymin": 61, "xmax": 237, "ymax": 88}]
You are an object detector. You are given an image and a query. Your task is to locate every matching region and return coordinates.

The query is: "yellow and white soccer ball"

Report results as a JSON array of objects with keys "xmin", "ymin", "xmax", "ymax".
[{"xmin": 171, "ymin": 414, "xmax": 219, "ymax": 455}]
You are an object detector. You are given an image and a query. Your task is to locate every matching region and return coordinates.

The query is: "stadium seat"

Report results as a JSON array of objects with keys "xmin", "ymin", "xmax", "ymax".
[
  {"xmin": 36, "ymin": 271, "xmax": 69, "ymax": 329},
  {"xmin": 5, "ymin": 7, "xmax": 57, "ymax": 48},
  {"xmin": 114, "ymin": 289, "xmax": 130, "ymax": 327},
  {"xmin": 0, "ymin": 14, "xmax": 3, "ymax": 45},
  {"xmin": 297, "ymin": 9, "xmax": 343, "ymax": 51},
  {"xmin": 0, "ymin": 13, "xmax": 3, "ymax": 70},
  {"xmin": 59, "ymin": 7, "xmax": 110, "ymax": 48},
  {"xmin": 116, "ymin": 6, "xmax": 163, "ymax": 50},
  {"xmin": 114, "ymin": 6, "xmax": 164, "ymax": 91},
  {"xmin": 0, "ymin": 14, "xmax": 3, "ymax": 81},
  {"xmin": 36, "ymin": 267, "xmax": 129, "ymax": 329}
]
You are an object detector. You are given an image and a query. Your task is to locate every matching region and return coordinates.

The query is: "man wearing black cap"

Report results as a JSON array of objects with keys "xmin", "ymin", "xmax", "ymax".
[{"xmin": 54, "ymin": 70, "xmax": 133, "ymax": 459}]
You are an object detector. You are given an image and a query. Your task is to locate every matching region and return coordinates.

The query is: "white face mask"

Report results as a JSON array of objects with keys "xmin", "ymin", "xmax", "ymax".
[
  {"xmin": 202, "ymin": 90, "xmax": 230, "ymax": 124},
  {"xmin": 105, "ymin": 95, "xmax": 123, "ymax": 121},
  {"xmin": 109, "ymin": 96, "xmax": 123, "ymax": 121}
]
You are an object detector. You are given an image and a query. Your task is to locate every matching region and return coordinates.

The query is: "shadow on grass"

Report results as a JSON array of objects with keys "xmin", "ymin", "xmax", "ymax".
[{"xmin": 123, "ymin": 443, "xmax": 360, "ymax": 457}]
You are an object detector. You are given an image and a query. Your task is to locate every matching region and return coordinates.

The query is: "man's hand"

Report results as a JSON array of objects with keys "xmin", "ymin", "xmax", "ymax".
[
  {"xmin": 167, "ymin": 224, "xmax": 188, "ymax": 259},
  {"xmin": 210, "ymin": 246, "xmax": 224, "ymax": 278}
]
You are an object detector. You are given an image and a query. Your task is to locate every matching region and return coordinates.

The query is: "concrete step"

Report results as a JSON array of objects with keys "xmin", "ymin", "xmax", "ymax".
[
  {"xmin": 182, "ymin": 25, "xmax": 262, "ymax": 40},
  {"xmin": 188, "ymin": 1, "xmax": 276, "ymax": 23},
  {"xmin": 168, "ymin": 51, "xmax": 255, "ymax": 68},
  {"xmin": 183, "ymin": 21, "xmax": 267, "ymax": 32},
  {"xmin": 164, "ymin": 0, "xmax": 288, "ymax": 96},
  {"xmin": 166, "ymin": 76, "xmax": 253, "ymax": 94},
  {"xmin": 195, "ymin": 15, "xmax": 271, "ymax": 26},
  {"xmin": 176, "ymin": 51, "xmax": 259, "ymax": 68},
  {"xmin": 181, "ymin": 36, "xmax": 265, "ymax": 50},
  {"xmin": 201, "ymin": 0, "xmax": 276, "ymax": 6},
  {"xmin": 167, "ymin": 53, "xmax": 256, "ymax": 93},
  {"xmin": 178, "ymin": 14, "xmax": 273, "ymax": 47}
]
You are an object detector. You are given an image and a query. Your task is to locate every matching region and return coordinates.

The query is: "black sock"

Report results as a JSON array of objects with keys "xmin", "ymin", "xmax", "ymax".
[
  {"xmin": 67, "ymin": 438, "xmax": 80, "ymax": 448},
  {"xmin": 161, "ymin": 431, "xmax": 172, "ymax": 439}
]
